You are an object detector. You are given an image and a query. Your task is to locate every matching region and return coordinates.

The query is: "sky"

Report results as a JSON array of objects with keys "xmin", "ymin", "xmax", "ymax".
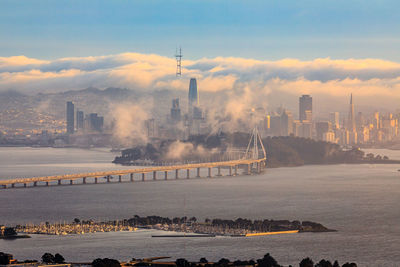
[
  {"xmin": 1, "ymin": 0, "xmax": 400, "ymax": 60},
  {"xmin": 1, "ymin": 0, "xmax": 400, "ymax": 114}
]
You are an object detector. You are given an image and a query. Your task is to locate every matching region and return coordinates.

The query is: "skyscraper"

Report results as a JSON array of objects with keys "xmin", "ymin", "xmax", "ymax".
[
  {"xmin": 347, "ymin": 93, "xmax": 356, "ymax": 132},
  {"xmin": 89, "ymin": 113, "xmax": 104, "ymax": 132},
  {"xmin": 76, "ymin": 110, "xmax": 84, "ymax": 130},
  {"xmin": 329, "ymin": 112, "xmax": 340, "ymax": 129},
  {"xmin": 281, "ymin": 109, "xmax": 293, "ymax": 136},
  {"xmin": 188, "ymin": 78, "xmax": 199, "ymax": 112},
  {"xmin": 171, "ymin": 98, "xmax": 181, "ymax": 122},
  {"xmin": 66, "ymin": 101, "xmax": 74, "ymax": 134},
  {"xmin": 299, "ymin": 95, "xmax": 312, "ymax": 122}
]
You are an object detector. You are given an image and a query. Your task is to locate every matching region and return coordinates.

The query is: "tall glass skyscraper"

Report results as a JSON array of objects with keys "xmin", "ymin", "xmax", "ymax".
[
  {"xmin": 66, "ymin": 101, "xmax": 75, "ymax": 134},
  {"xmin": 188, "ymin": 78, "xmax": 199, "ymax": 110},
  {"xmin": 299, "ymin": 95, "xmax": 312, "ymax": 122},
  {"xmin": 348, "ymin": 93, "xmax": 356, "ymax": 132}
]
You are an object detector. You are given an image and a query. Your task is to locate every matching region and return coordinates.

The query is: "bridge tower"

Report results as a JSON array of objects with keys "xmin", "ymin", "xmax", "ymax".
[{"xmin": 244, "ymin": 126, "xmax": 267, "ymax": 161}]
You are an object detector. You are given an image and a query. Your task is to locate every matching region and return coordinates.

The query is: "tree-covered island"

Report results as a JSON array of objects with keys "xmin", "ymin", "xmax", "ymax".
[{"xmin": 113, "ymin": 133, "xmax": 400, "ymax": 167}]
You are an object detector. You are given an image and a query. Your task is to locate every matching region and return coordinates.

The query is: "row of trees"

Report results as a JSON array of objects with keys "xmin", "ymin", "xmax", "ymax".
[
  {"xmin": 125, "ymin": 215, "xmax": 329, "ymax": 232},
  {"xmin": 175, "ymin": 253, "xmax": 357, "ymax": 267},
  {"xmin": 0, "ymin": 251, "xmax": 359, "ymax": 267}
]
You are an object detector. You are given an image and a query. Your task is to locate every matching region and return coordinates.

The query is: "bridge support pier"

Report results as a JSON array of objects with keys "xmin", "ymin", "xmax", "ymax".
[
  {"xmin": 58, "ymin": 180, "xmax": 61, "ymax": 185},
  {"xmin": 83, "ymin": 177, "xmax": 86, "ymax": 184},
  {"xmin": 164, "ymin": 171, "xmax": 168, "ymax": 180},
  {"xmin": 95, "ymin": 177, "xmax": 98, "ymax": 184},
  {"xmin": 197, "ymin": 168, "xmax": 200, "ymax": 178},
  {"xmin": 217, "ymin": 166, "xmax": 222, "ymax": 176},
  {"xmin": 130, "ymin": 173, "xmax": 134, "ymax": 182},
  {"xmin": 106, "ymin": 176, "xmax": 110, "ymax": 183},
  {"xmin": 46, "ymin": 181, "xmax": 49, "ymax": 186},
  {"xmin": 235, "ymin": 165, "xmax": 238, "ymax": 176},
  {"xmin": 119, "ymin": 175, "xmax": 122, "ymax": 183},
  {"xmin": 142, "ymin": 173, "xmax": 145, "ymax": 181},
  {"xmin": 229, "ymin": 166, "xmax": 232, "ymax": 176},
  {"xmin": 208, "ymin": 168, "xmax": 212, "ymax": 178},
  {"xmin": 70, "ymin": 180, "xmax": 73, "ymax": 185},
  {"xmin": 175, "ymin": 169, "xmax": 179, "ymax": 179},
  {"xmin": 11, "ymin": 183, "xmax": 15, "ymax": 188},
  {"xmin": 153, "ymin": 171, "xmax": 156, "ymax": 181},
  {"xmin": 24, "ymin": 183, "xmax": 27, "ymax": 188},
  {"xmin": 33, "ymin": 182, "xmax": 37, "ymax": 187},
  {"xmin": 247, "ymin": 164, "xmax": 251, "ymax": 175},
  {"xmin": 187, "ymin": 169, "xmax": 190, "ymax": 179},
  {"xmin": 2, "ymin": 185, "xmax": 6, "ymax": 189}
]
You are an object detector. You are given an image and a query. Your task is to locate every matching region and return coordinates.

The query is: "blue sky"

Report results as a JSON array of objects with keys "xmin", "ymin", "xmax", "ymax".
[{"xmin": 1, "ymin": 0, "xmax": 400, "ymax": 60}]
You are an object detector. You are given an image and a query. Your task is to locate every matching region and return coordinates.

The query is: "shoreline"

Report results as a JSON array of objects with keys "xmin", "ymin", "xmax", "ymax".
[{"xmin": 7, "ymin": 216, "xmax": 336, "ymax": 238}]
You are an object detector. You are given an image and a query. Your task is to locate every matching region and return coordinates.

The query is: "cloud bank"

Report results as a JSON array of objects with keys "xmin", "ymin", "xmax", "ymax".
[{"xmin": 2, "ymin": 52, "xmax": 400, "ymax": 110}]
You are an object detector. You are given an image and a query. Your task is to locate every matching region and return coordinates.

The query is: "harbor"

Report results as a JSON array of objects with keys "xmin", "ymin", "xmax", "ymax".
[{"xmin": 15, "ymin": 221, "xmax": 137, "ymax": 236}]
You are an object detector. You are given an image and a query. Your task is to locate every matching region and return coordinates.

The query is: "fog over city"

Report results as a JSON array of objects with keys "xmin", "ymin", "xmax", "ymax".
[{"xmin": 2, "ymin": 53, "xmax": 400, "ymax": 115}]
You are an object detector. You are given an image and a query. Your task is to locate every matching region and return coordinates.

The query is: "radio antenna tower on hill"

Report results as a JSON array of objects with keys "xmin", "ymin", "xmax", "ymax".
[{"xmin": 175, "ymin": 47, "xmax": 182, "ymax": 76}]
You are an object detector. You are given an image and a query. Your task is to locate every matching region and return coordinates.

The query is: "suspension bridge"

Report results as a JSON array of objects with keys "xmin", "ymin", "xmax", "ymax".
[{"xmin": 0, "ymin": 128, "xmax": 266, "ymax": 189}]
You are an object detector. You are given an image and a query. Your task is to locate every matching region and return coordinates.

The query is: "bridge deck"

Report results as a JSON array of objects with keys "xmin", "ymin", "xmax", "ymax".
[{"xmin": 0, "ymin": 158, "xmax": 266, "ymax": 186}]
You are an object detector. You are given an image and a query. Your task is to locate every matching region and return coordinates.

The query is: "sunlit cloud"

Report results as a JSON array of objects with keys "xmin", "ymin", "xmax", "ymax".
[{"xmin": 1, "ymin": 52, "xmax": 400, "ymax": 103}]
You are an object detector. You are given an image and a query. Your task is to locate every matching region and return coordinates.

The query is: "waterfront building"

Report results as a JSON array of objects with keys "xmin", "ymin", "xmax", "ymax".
[
  {"xmin": 349, "ymin": 131, "xmax": 358, "ymax": 145},
  {"xmin": 145, "ymin": 118, "xmax": 156, "ymax": 138},
  {"xmin": 315, "ymin": 121, "xmax": 332, "ymax": 141},
  {"xmin": 89, "ymin": 113, "xmax": 104, "ymax": 132},
  {"xmin": 76, "ymin": 110, "xmax": 84, "ymax": 130},
  {"xmin": 322, "ymin": 131, "xmax": 336, "ymax": 143},
  {"xmin": 262, "ymin": 115, "xmax": 270, "ymax": 136},
  {"xmin": 356, "ymin": 111, "xmax": 364, "ymax": 131},
  {"xmin": 347, "ymin": 94, "xmax": 356, "ymax": 132},
  {"xmin": 270, "ymin": 115, "xmax": 282, "ymax": 136},
  {"xmin": 188, "ymin": 78, "xmax": 199, "ymax": 115},
  {"xmin": 300, "ymin": 121, "xmax": 313, "ymax": 139},
  {"xmin": 358, "ymin": 126, "xmax": 370, "ymax": 143},
  {"xmin": 66, "ymin": 101, "xmax": 74, "ymax": 134},
  {"xmin": 337, "ymin": 128, "xmax": 350, "ymax": 146},
  {"xmin": 171, "ymin": 98, "xmax": 181, "ymax": 122},
  {"xmin": 373, "ymin": 111, "xmax": 380, "ymax": 129},
  {"xmin": 329, "ymin": 112, "xmax": 340, "ymax": 129},
  {"xmin": 299, "ymin": 95, "xmax": 312, "ymax": 122},
  {"xmin": 281, "ymin": 109, "xmax": 293, "ymax": 136},
  {"xmin": 292, "ymin": 120, "xmax": 302, "ymax": 137}
]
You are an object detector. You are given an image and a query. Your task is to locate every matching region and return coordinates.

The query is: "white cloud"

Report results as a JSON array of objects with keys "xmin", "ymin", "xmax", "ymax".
[{"xmin": 1, "ymin": 52, "xmax": 400, "ymax": 103}]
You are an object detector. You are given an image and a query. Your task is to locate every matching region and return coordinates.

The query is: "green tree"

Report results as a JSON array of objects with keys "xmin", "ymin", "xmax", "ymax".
[
  {"xmin": 257, "ymin": 253, "xmax": 280, "ymax": 267},
  {"xmin": 176, "ymin": 258, "xmax": 190, "ymax": 267},
  {"xmin": 92, "ymin": 258, "xmax": 121, "ymax": 267},
  {"xmin": 299, "ymin": 257, "xmax": 313, "ymax": 267},
  {"xmin": 199, "ymin": 258, "xmax": 208, "ymax": 263},
  {"xmin": 315, "ymin": 259, "xmax": 332, "ymax": 267},
  {"xmin": 54, "ymin": 253, "xmax": 65, "ymax": 264},
  {"xmin": 41, "ymin": 253, "xmax": 55, "ymax": 264}
]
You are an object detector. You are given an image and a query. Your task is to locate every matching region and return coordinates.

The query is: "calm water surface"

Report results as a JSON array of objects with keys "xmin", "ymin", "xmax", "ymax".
[{"xmin": 1, "ymin": 147, "xmax": 400, "ymax": 266}]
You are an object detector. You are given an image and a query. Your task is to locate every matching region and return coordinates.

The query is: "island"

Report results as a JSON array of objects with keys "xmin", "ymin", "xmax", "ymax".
[{"xmin": 113, "ymin": 133, "xmax": 400, "ymax": 167}]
